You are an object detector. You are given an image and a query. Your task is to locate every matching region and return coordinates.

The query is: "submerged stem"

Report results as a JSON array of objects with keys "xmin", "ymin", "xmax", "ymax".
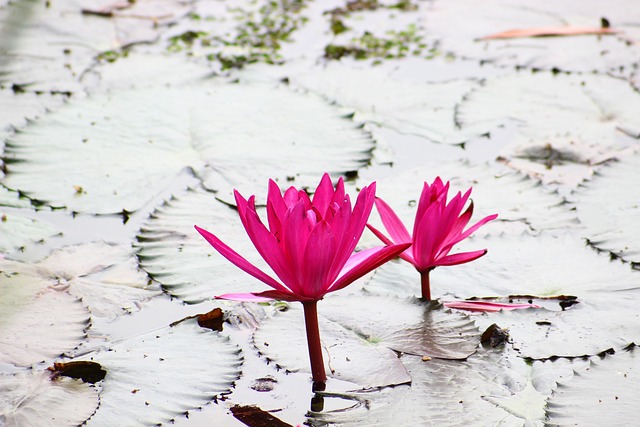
[
  {"xmin": 420, "ymin": 269, "xmax": 433, "ymax": 301},
  {"xmin": 301, "ymin": 300, "xmax": 327, "ymax": 384}
]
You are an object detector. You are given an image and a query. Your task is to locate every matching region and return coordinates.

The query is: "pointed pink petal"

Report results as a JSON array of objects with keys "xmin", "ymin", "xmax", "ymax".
[
  {"xmin": 194, "ymin": 225, "xmax": 288, "ymax": 293},
  {"xmin": 267, "ymin": 179, "xmax": 286, "ymax": 234},
  {"xmin": 253, "ymin": 289, "xmax": 314, "ymax": 302},
  {"xmin": 329, "ymin": 242, "xmax": 411, "ymax": 293},
  {"xmin": 412, "ymin": 203, "xmax": 443, "ymax": 269},
  {"xmin": 366, "ymin": 223, "xmax": 416, "ymax": 265},
  {"xmin": 302, "ymin": 220, "xmax": 337, "ymax": 298},
  {"xmin": 312, "ymin": 173, "xmax": 335, "ymax": 217},
  {"xmin": 215, "ymin": 293, "xmax": 274, "ymax": 302},
  {"xmin": 374, "ymin": 197, "xmax": 412, "ymax": 244},
  {"xmin": 436, "ymin": 249, "xmax": 487, "ymax": 266},
  {"xmin": 443, "ymin": 301, "xmax": 541, "ymax": 312},
  {"xmin": 442, "ymin": 213, "xmax": 498, "ymax": 253}
]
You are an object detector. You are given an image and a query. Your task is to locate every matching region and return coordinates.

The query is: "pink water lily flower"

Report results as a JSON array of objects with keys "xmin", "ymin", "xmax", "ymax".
[
  {"xmin": 367, "ymin": 177, "xmax": 497, "ymax": 300},
  {"xmin": 195, "ymin": 173, "xmax": 409, "ymax": 383}
]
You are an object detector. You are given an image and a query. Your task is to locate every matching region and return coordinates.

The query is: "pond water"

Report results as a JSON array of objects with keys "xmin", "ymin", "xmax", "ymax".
[{"xmin": 2, "ymin": 0, "xmax": 640, "ymax": 426}]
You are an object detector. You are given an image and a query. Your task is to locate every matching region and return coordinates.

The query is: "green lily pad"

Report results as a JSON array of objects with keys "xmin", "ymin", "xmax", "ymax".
[
  {"xmin": 3, "ymin": 81, "xmax": 374, "ymax": 213},
  {"xmin": 77, "ymin": 321, "xmax": 242, "ymax": 426},
  {"xmin": 0, "ymin": 370, "xmax": 99, "ymax": 426},
  {"xmin": 0, "ymin": 264, "xmax": 89, "ymax": 366},
  {"xmin": 573, "ymin": 152, "xmax": 640, "ymax": 266}
]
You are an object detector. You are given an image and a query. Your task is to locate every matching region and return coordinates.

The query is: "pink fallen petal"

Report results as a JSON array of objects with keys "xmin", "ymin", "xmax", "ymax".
[
  {"xmin": 443, "ymin": 301, "xmax": 541, "ymax": 313},
  {"xmin": 479, "ymin": 26, "xmax": 617, "ymax": 40},
  {"xmin": 216, "ymin": 293, "xmax": 275, "ymax": 302}
]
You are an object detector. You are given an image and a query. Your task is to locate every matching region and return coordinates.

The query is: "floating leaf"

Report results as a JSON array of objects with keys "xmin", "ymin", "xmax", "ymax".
[
  {"xmin": 37, "ymin": 241, "xmax": 160, "ymax": 317},
  {"xmin": 136, "ymin": 186, "xmax": 263, "ymax": 303},
  {"xmin": 0, "ymin": 89, "xmax": 66, "ymax": 141},
  {"xmin": 3, "ymin": 81, "xmax": 374, "ymax": 213},
  {"xmin": 546, "ymin": 345, "xmax": 640, "ymax": 425},
  {"xmin": 79, "ymin": 321, "xmax": 242, "ymax": 426},
  {"xmin": 425, "ymin": 0, "xmax": 640, "ymax": 76},
  {"xmin": 456, "ymin": 73, "xmax": 640, "ymax": 187},
  {"xmin": 573, "ymin": 154, "xmax": 640, "ymax": 265},
  {"xmin": 254, "ymin": 302, "xmax": 411, "ymax": 389},
  {"xmin": 359, "ymin": 162, "xmax": 577, "ymax": 242},
  {"xmin": 320, "ymin": 296, "xmax": 480, "ymax": 360},
  {"xmin": 309, "ymin": 348, "xmax": 577, "ymax": 426},
  {"xmin": 0, "ymin": 265, "xmax": 89, "ymax": 366},
  {"xmin": 0, "ymin": 206, "xmax": 60, "ymax": 254},
  {"xmin": 0, "ymin": 371, "xmax": 99, "ymax": 426},
  {"xmin": 291, "ymin": 64, "xmax": 484, "ymax": 144}
]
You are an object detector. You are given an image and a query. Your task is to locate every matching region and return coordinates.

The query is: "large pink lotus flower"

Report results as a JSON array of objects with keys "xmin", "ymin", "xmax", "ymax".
[
  {"xmin": 195, "ymin": 173, "xmax": 409, "ymax": 383},
  {"xmin": 367, "ymin": 177, "xmax": 497, "ymax": 300}
]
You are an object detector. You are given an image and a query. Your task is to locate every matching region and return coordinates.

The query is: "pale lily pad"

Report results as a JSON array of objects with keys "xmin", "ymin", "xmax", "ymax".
[
  {"xmin": 253, "ymin": 302, "xmax": 411, "ymax": 389},
  {"xmin": 359, "ymin": 162, "xmax": 577, "ymax": 242},
  {"xmin": 456, "ymin": 73, "xmax": 640, "ymax": 187},
  {"xmin": 319, "ymin": 296, "xmax": 480, "ymax": 360},
  {"xmin": 425, "ymin": 0, "xmax": 640, "ymax": 77},
  {"xmin": 0, "ymin": 207, "xmax": 60, "ymax": 254},
  {"xmin": 573, "ymin": 153, "xmax": 640, "ymax": 266},
  {"xmin": 0, "ymin": 264, "xmax": 89, "ymax": 366},
  {"xmin": 291, "ymin": 64, "xmax": 484, "ymax": 144},
  {"xmin": 0, "ymin": 89, "xmax": 66, "ymax": 141},
  {"xmin": 136, "ymin": 186, "xmax": 265, "ymax": 303},
  {"xmin": 3, "ymin": 81, "xmax": 374, "ymax": 213},
  {"xmin": 37, "ymin": 241, "xmax": 161, "ymax": 317},
  {"xmin": 367, "ymin": 232, "xmax": 638, "ymax": 300},
  {"xmin": 80, "ymin": 321, "xmax": 242, "ymax": 426},
  {"xmin": 546, "ymin": 345, "xmax": 640, "ymax": 425},
  {"xmin": 0, "ymin": 0, "xmax": 192, "ymax": 93},
  {"xmin": 0, "ymin": 371, "xmax": 99, "ymax": 426},
  {"xmin": 309, "ymin": 348, "xmax": 580, "ymax": 426}
]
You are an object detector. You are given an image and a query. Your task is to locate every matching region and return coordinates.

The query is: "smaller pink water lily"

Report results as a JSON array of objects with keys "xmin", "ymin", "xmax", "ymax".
[
  {"xmin": 195, "ymin": 173, "xmax": 409, "ymax": 384},
  {"xmin": 367, "ymin": 177, "xmax": 498, "ymax": 300}
]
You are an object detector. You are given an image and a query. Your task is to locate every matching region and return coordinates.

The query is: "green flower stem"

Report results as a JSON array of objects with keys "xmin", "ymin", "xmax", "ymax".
[{"xmin": 302, "ymin": 300, "xmax": 327, "ymax": 384}]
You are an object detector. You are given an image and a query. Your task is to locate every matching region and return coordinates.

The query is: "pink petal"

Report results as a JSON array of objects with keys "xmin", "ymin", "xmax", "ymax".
[
  {"xmin": 329, "ymin": 242, "xmax": 411, "ymax": 293},
  {"xmin": 374, "ymin": 197, "xmax": 412, "ymax": 244},
  {"xmin": 302, "ymin": 220, "xmax": 337, "ymax": 298},
  {"xmin": 436, "ymin": 249, "xmax": 487, "ymax": 266},
  {"xmin": 443, "ymin": 301, "xmax": 541, "ymax": 312},
  {"xmin": 311, "ymin": 173, "xmax": 335, "ymax": 217},
  {"xmin": 194, "ymin": 225, "xmax": 288, "ymax": 293},
  {"xmin": 412, "ymin": 203, "xmax": 443, "ymax": 269},
  {"xmin": 366, "ymin": 223, "xmax": 416, "ymax": 265},
  {"xmin": 216, "ymin": 293, "xmax": 275, "ymax": 302}
]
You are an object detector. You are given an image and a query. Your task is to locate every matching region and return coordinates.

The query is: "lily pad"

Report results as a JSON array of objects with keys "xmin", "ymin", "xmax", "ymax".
[
  {"xmin": 424, "ymin": 0, "xmax": 640, "ymax": 77},
  {"xmin": 0, "ymin": 89, "xmax": 66, "ymax": 141},
  {"xmin": 3, "ymin": 81, "xmax": 374, "ymax": 213},
  {"xmin": 0, "ymin": 205, "xmax": 60, "ymax": 254},
  {"xmin": 456, "ymin": 73, "xmax": 640, "ymax": 187},
  {"xmin": 136, "ymin": 186, "xmax": 264, "ymax": 303},
  {"xmin": 319, "ymin": 296, "xmax": 480, "ymax": 360},
  {"xmin": 309, "ymin": 348, "xmax": 580, "ymax": 426},
  {"xmin": 291, "ymin": 64, "xmax": 484, "ymax": 144},
  {"xmin": 79, "ymin": 321, "xmax": 242, "ymax": 426},
  {"xmin": 253, "ymin": 302, "xmax": 411, "ymax": 389},
  {"xmin": 0, "ymin": 0, "xmax": 193, "ymax": 93},
  {"xmin": 37, "ymin": 241, "xmax": 161, "ymax": 317},
  {"xmin": 369, "ymin": 232, "xmax": 638, "ymax": 299},
  {"xmin": 546, "ymin": 345, "xmax": 640, "ymax": 425},
  {"xmin": 0, "ymin": 264, "xmax": 89, "ymax": 366},
  {"xmin": 573, "ymin": 153, "xmax": 640, "ymax": 266},
  {"xmin": 0, "ymin": 370, "xmax": 99, "ymax": 426},
  {"xmin": 359, "ymin": 162, "xmax": 577, "ymax": 242}
]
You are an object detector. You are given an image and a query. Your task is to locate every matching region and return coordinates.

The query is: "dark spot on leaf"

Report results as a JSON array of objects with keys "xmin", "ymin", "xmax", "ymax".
[
  {"xmin": 481, "ymin": 323, "xmax": 509, "ymax": 348},
  {"xmin": 197, "ymin": 307, "xmax": 225, "ymax": 331},
  {"xmin": 250, "ymin": 376, "xmax": 277, "ymax": 392},
  {"xmin": 230, "ymin": 404, "xmax": 294, "ymax": 427},
  {"xmin": 48, "ymin": 361, "xmax": 107, "ymax": 384}
]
